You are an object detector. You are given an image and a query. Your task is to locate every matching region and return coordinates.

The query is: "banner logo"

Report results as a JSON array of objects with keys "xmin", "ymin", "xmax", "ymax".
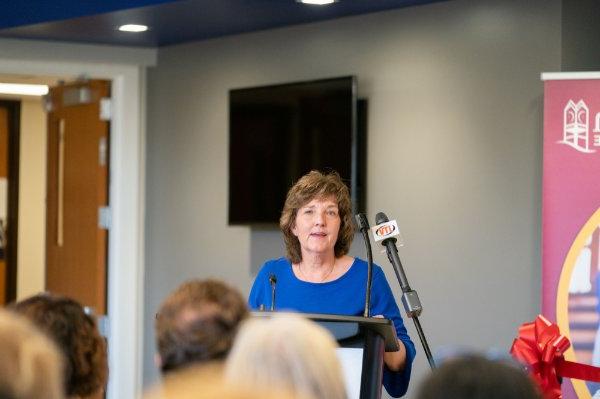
[{"xmin": 560, "ymin": 99, "xmax": 596, "ymax": 153}]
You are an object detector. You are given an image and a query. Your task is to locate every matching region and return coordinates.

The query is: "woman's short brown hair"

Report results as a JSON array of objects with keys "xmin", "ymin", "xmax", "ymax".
[
  {"xmin": 11, "ymin": 294, "xmax": 108, "ymax": 398},
  {"xmin": 280, "ymin": 170, "xmax": 355, "ymax": 263}
]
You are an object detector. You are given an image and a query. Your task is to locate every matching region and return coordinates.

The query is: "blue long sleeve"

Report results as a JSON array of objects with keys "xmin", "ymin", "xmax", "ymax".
[{"xmin": 249, "ymin": 257, "xmax": 416, "ymax": 397}]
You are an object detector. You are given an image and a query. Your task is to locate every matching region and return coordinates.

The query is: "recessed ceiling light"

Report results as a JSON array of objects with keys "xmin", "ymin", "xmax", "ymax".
[
  {"xmin": 298, "ymin": 0, "xmax": 337, "ymax": 4},
  {"xmin": 0, "ymin": 83, "xmax": 49, "ymax": 96},
  {"xmin": 118, "ymin": 24, "xmax": 148, "ymax": 33}
]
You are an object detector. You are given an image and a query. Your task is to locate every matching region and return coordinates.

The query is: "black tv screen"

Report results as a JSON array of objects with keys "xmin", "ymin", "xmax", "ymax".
[{"xmin": 229, "ymin": 76, "xmax": 363, "ymax": 225}]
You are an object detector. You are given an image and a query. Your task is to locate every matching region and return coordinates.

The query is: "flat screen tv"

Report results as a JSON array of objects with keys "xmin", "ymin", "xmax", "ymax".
[{"xmin": 228, "ymin": 76, "xmax": 365, "ymax": 225}]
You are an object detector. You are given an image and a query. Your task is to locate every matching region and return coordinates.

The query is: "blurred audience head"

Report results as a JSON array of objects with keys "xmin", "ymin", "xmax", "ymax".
[
  {"xmin": 144, "ymin": 364, "xmax": 301, "ymax": 399},
  {"xmin": 12, "ymin": 293, "xmax": 108, "ymax": 398},
  {"xmin": 0, "ymin": 309, "xmax": 64, "ymax": 399},
  {"xmin": 225, "ymin": 314, "xmax": 346, "ymax": 399},
  {"xmin": 155, "ymin": 279, "xmax": 249, "ymax": 374},
  {"xmin": 416, "ymin": 354, "xmax": 541, "ymax": 399}
]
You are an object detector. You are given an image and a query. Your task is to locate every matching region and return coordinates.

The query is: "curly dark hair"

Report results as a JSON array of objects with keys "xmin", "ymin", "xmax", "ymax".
[
  {"xmin": 11, "ymin": 294, "xmax": 108, "ymax": 397},
  {"xmin": 280, "ymin": 170, "xmax": 355, "ymax": 264},
  {"xmin": 155, "ymin": 279, "xmax": 249, "ymax": 374}
]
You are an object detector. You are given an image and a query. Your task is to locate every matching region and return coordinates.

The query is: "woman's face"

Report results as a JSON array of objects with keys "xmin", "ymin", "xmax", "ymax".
[{"xmin": 292, "ymin": 196, "xmax": 341, "ymax": 258}]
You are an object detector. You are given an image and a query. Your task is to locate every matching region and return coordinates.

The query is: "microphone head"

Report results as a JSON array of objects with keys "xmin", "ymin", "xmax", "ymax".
[
  {"xmin": 269, "ymin": 274, "xmax": 277, "ymax": 284},
  {"xmin": 355, "ymin": 213, "xmax": 370, "ymax": 231},
  {"xmin": 375, "ymin": 212, "xmax": 389, "ymax": 225},
  {"xmin": 372, "ymin": 212, "xmax": 402, "ymax": 247}
]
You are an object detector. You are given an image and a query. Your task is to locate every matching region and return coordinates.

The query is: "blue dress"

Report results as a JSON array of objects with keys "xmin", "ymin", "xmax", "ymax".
[{"xmin": 249, "ymin": 257, "xmax": 416, "ymax": 397}]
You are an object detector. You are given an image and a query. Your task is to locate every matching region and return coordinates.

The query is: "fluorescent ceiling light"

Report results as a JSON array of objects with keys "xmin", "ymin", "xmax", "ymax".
[
  {"xmin": 118, "ymin": 24, "xmax": 148, "ymax": 32},
  {"xmin": 0, "ymin": 83, "xmax": 49, "ymax": 96},
  {"xmin": 298, "ymin": 0, "xmax": 336, "ymax": 4}
]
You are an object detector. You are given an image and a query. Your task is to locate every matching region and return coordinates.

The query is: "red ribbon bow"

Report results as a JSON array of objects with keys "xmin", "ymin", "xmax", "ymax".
[{"xmin": 511, "ymin": 315, "xmax": 600, "ymax": 399}]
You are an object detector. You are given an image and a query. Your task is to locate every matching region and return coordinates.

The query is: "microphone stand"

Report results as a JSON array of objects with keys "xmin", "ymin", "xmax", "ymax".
[
  {"xmin": 269, "ymin": 274, "xmax": 277, "ymax": 311},
  {"xmin": 380, "ymin": 222, "xmax": 436, "ymax": 370},
  {"xmin": 355, "ymin": 214, "xmax": 373, "ymax": 317}
]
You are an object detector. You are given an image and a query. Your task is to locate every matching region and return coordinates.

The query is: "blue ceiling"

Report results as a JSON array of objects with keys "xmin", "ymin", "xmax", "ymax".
[{"xmin": 0, "ymin": 0, "xmax": 445, "ymax": 48}]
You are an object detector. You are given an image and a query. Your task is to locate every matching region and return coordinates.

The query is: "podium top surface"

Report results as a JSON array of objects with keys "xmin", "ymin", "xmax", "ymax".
[{"xmin": 251, "ymin": 311, "xmax": 400, "ymax": 351}]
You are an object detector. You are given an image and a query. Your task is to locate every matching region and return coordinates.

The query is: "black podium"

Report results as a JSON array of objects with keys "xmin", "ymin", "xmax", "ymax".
[{"xmin": 252, "ymin": 312, "xmax": 398, "ymax": 399}]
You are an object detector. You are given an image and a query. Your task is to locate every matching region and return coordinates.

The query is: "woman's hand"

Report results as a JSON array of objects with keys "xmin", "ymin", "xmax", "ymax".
[
  {"xmin": 384, "ymin": 339, "xmax": 406, "ymax": 372},
  {"xmin": 373, "ymin": 315, "xmax": 407, "ymax": 372}
]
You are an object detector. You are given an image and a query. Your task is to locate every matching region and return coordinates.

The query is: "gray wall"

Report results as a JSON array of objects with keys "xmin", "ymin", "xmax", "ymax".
[
  {"xmin": 562, "ymin": 0, "xmax": 600, "ymax": 70},
  {"xmin": 144, "ymin": 0, "xmax": 561, "ymax": 396}
]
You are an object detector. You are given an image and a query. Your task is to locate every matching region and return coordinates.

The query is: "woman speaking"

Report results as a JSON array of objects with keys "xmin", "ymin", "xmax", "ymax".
[{"xmin": 249, "ymin": 170, "xmax": 416, "ymax": 397}]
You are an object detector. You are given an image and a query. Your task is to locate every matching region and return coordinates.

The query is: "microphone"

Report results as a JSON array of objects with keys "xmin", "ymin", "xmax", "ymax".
[
  {"xmin": 371, "ymin": 215, "xmax": 403, "ymax": 253},
  {"xmin": 372, "ymin": 212, "xmax": 436, "ymax": 369},
  {"xmin": 355, "ymin": 213, "xmax": 373, "ymax": 317},
  {"xmin": 372, "ymin": 212, "xmax": 421, "ymax": 318},
  {"xmin": 269, "ymin": 274, "xmax": 277, "ymax": 311}
]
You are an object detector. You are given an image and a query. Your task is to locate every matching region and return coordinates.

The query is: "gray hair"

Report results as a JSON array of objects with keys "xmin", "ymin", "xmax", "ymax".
[{"xmin": 225, "ymin": 314, "xmax": 347, "ymax": 399}]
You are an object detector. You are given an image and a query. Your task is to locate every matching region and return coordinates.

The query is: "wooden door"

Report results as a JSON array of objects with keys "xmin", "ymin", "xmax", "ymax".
[{"xmin": 46, "ymin": 80, "xmax": 109, "ymax": 315}]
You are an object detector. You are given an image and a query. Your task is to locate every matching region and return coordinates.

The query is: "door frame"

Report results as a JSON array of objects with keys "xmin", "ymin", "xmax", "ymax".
[
  {"xmin": 0, "ymin": 41, "xmax": 155, "ymax": 399},
  {"xmin": 0, "ymin": 99, "xmax": 20, "ymax": 303}
]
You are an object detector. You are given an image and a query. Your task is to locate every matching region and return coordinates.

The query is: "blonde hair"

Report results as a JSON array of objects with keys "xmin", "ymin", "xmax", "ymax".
[
  {"xmin": 0, "ymin": 310, "xmax": 64, "ymax": 399},
  {"xmin": 144, "ymin": 363, "xmax": 300, "ymax": 399},
  {"xmin": 225, "ymin": 314, "xmax": 347, "ymax": 399}
]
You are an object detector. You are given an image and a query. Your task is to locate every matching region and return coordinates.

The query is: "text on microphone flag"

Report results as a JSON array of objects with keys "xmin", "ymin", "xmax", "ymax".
[{"xmin": 371, "ymin": 220, "xmax": 400, "ymax": 242}]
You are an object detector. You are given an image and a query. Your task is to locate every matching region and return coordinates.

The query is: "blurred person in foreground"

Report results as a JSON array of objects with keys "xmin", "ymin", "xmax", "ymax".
[
  {"xmin": 155, "ymin": 279, "xmax": 249, "ymax": 374},
  {"xmin": 12, "ymin": 293, "xmax": 108, "ymax": 399},
  {"xmin": 416, "ymin": 354, "xmax": 542, "ymax": 399},
  {"xmin": 0, "ymin": 309, "xmax": 64, "ymax": 399},
  {"xmin": 145, "ymin": 363, "xmax": 302, "ymax": 399},
  {"xmin": 249, "ymin": 170, "xmax": 415, "ymax": 397},
  {"xmin": 225, "ymin": 313, "xmax": 346, "ymax": 399}
]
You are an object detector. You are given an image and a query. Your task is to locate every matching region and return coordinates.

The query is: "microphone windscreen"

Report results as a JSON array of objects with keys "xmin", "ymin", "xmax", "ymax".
[{"xmin": 375, "ymin": 212, "xmax": 389, "ymax": 225}]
